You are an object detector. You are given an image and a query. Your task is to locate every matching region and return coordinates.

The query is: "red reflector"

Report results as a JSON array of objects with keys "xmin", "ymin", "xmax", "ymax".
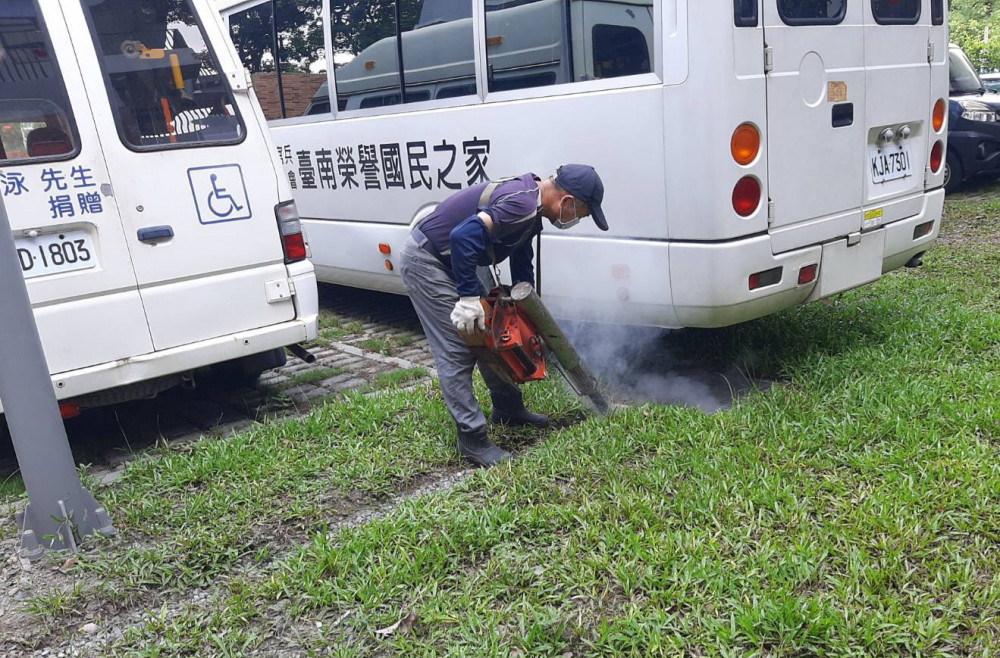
[
  {"xmin": 59, "ymin": 403, "xmax": 81, "ymax": 420},
  {"xmin": 378, "ymin": 242, "xmax": 391, "ymax": 255},
  {"xmin": 384, "ymin": 259, "xmax": 394, "ymax": 271},
  {"xmin": 930, "ymin": 141, "xmax": 944, "ymax": 174},
  {"xmin": 283, "ymin": 233, "xmax": 306, "ymax": 262},
  {"xmin": 798, "ymin": 264, "xmax": 818, "ymax": 285},
  {"xmin": 732, "ymin": 176, "xmax": 761, "ymax": 217},
  {"xmin": 913, "ymin": 221, "xmax": 934, "ymax": 239}
]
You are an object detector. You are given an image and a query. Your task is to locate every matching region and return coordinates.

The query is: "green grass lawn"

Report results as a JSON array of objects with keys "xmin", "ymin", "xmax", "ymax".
[{"xmin": 8, "ymin": 190, "xmax": 1000, "ymax": 657}]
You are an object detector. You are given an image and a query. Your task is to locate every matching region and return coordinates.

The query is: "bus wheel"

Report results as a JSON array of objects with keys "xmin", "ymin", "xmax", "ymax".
[{"xmin": 944, "ymin": 151, "xmax": 963, "ymax": 194}]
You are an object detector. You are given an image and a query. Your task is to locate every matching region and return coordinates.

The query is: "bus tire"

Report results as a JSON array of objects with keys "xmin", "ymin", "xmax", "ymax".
[{"xmin": 944, "ymin": 150, "xmax": 963, "ymax": 194}]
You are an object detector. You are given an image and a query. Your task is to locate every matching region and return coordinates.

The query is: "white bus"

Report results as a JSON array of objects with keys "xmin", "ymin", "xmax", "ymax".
[
  {"xmin": 1, "ymin": 0, "xmax": 318, "ymax": 416},
  {"xmin": 214, "ymin": 0, "xmax": 948, "ymax": 329}
]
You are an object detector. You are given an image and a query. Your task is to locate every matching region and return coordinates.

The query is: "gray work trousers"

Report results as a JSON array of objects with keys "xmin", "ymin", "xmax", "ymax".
[{"xmin": 398, "ymin": 237, "xmax": 524, "ymax": 434}]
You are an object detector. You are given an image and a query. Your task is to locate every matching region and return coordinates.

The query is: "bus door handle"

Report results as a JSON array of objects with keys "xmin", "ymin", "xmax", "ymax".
[
  {"xmin": 137, "ymin": 225, "xmax": 174, "ymax": 244},
  {"xmin": 832, "ymin": 103, "xmax": 854, "ymax": 128}
]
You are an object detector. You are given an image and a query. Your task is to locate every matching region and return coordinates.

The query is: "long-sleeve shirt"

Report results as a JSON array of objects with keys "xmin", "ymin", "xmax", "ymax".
[{"xmin": 415, "ymin": 173, "xmax": 543, "ymax": 297}]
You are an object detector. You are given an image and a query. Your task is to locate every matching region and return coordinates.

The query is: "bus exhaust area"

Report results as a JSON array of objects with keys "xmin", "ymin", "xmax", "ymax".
[{"xmin": 458, "ymin": 282, "xmax": 765, "ymax": 417}]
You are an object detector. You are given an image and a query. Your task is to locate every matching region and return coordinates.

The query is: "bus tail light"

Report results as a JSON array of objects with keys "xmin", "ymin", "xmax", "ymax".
[
  {"xmin": 930, "ymin": 141, "xmax": 944, "ymax": 174},
  {"xmin": 731, "ymin": 123, "xmax": 760, "ymax": 165},
  {"xmin": 798, "ymin": 264, "xmax": 818, "ymax": 285},
  {"xmin": 732, "ymin": 176, "xmax": 761, "ymax": 217},
  {"xmin": 59, "ymin": 402, "xmax": 81, "ymax": 420},
  {"xmin": 275, "ymin": 200, "xmax": 307, "ymax": 263},
  {"xmin": 378, "ymin": 243, "xmax": 392, "ymax": 254},
  {"xmin": 932, "ymin": 99, "xmax": 946, "ymax": 132},
  {"xmin": 749, "ymin": 266, "xmax": 782, "ymax": 291}
]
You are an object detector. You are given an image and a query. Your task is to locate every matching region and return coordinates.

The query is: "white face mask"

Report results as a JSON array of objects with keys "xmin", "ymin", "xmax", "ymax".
[{"xmin": 553, "ymin": 197, "xmax": 581, "ymax": 230}]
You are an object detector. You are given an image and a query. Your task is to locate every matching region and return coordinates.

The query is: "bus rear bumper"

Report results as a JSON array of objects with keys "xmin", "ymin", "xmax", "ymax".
[
  {"xmin": 0, "ymin": 268, "xmax": 320, "ymax": 414},
  {"xmin": 668, "ymin": 237, "xmax": 821, "ymax": 328},
  {"xmin": 18, "ymin": 319, "xmax": 314, "ymax": 415},
  {"xmin": 880, "ymin": 188, "xmax": 944, "ymax": 273},
  {"xmin": 668, "ymin": 189, "xmax": 943, "ymax": 328}
]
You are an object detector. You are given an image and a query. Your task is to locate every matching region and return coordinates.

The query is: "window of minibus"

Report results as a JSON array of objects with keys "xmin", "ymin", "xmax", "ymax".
[
  {"xmin": 485, "ymin": 0, "xmax": 654, "ymax": 92},
  {"xmin": 734, "ymin": 0, "xmax": 758, "ymax": 27},
  {"xmin": 778, "ymin": 0, "xmax": 847, "ymax": 25},
  {"xmin": 931, "ymin": 0, "xmax": 943, "ymax": 25},
  {"xmin": 81, "ymin": 0, "xmax": 245, "ymax": 151},
  {"xmin": 0, "ymin": 0, "xmax": 80, "ymax": 166},
  {"xmin": 229, "ymin": 1, "xmax": 326, "ymax": 121},
  {"xmin": 871, "ymin": 0, "xmax": 920, "ymax": 25},
  {"xmin": 331, "ymin": 0, "xmax": 476, "ymax": 112},
  {"xmin": 593, "ymin": 25, "xmax": 650, "ymax": 79}
]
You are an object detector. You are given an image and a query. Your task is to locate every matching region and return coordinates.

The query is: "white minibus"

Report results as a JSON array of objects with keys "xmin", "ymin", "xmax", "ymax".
[
  {"xmin": 1, "ymin": 0, "xmax": 318, "ymax": 416},
  {"xmin": 214, "ymin": 0, "xmax": 948, "ymax": 329}
]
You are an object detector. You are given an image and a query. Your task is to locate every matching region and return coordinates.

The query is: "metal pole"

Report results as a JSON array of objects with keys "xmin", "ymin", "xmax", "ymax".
[
  {"xmin": 0, "ymin": 196, "xmax": 114, "ymax": 559},
  {"xmin": 394, "ymin": 0, "xmax": 408, "ymax": 103},
  {"xmin": 271, "ymin": 0, "xmax": 286, "ymax": 118}
]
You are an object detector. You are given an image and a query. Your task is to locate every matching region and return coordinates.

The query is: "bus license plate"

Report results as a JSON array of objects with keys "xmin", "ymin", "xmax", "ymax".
[
  {"xmin": 869, "ymin": 144, "xmax": 912, "ymax": 184},
  {"xmin": 15, "ymin": 230, "xmax": 97, "ymax": 279}
]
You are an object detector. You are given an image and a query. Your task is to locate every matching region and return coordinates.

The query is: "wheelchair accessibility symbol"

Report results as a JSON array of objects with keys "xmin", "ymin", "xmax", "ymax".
[{"xmin": 187, "ymin": 164, "xmax": 252, "ymax": 224}]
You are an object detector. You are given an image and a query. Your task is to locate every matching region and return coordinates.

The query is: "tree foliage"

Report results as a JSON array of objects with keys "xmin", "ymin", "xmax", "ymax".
[
  {"xmin": 228, "ymin": 1, "xmax": 430, "ymax": 72},
  {"xmin": 228, "ymin": 0, "xmax": 325, "ymax": 73},
  {"xmin": 329, "ymin": 0, "xmax": 422, "ymax": 60},
  {"xmin": 951, "ymin": 0, "xmax": 1000, "ymax": 71}
]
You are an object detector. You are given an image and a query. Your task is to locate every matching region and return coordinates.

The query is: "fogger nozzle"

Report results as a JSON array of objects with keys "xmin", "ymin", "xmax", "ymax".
[{"xmin": 510, "ymin": 283, "xmax": 609, "ymax": 414}]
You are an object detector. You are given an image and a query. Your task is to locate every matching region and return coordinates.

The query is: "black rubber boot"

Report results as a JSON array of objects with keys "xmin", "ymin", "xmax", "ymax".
[
  {"xmin": 490, "ymin": 407, "xmax": 551, "ymax": 428},
  {"xmin": 490, "ymin": 389, "xmax": 550, "ymax": 428},
  {"xmin": 457, "ymin": 427, "xmax": 512, "ymax": 467}
]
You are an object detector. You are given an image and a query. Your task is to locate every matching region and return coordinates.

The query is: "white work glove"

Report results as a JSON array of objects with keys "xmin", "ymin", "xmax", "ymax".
[{"xmin": 451, "ymin": 296, "xmax": 486, "ymax": 334}]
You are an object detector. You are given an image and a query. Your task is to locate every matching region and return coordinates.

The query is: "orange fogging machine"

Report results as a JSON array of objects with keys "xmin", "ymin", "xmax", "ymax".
[{"xmin": 462, "ymin": 282, "xmax": 609, "ymax": 413}]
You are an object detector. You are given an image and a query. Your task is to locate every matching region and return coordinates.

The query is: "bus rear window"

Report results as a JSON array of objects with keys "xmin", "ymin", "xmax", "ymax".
[
  {"xmin": 81, "ymin": 0, "xmax": 245, "ymax": 151},
  {"xmin": 778, "ymin": 0, "xmax": 847, "ymax": 25},
  {"xmin": 931, "ymin": 0, "xmax": 943, "ymax": 25},
  {"xmin": 0, "ymin": 0, "xmax": 80, "ymax": 165},
  {"xmin": 872, "ymin": 0, "xmax": 920, "ymax": 24},
  {"xmin": 734, "ymin": 0, "xmax": 758, "ymax": 27}
]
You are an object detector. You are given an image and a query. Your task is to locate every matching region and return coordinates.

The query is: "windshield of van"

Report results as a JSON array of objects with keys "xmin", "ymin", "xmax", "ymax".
[
  {"xmin": 950, "ymin": 48, "xmax": 985, "ymax": 95},
  {"xmin": 0, "ymin": 0, "xmax": 80, "ymax": 166},
  {"xmin": 80, "ymin": 0, "xmax": 245, "ymax": 150}
]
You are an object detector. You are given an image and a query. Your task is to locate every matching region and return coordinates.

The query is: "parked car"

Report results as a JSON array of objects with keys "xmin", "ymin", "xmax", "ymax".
[
  {"xmin": 947, "ymin": 44, "xmax": 1000, "ymax": 193},
  {"xmin": 981, "ymin": 72, "xmax": 1000, "ymax": 94}
]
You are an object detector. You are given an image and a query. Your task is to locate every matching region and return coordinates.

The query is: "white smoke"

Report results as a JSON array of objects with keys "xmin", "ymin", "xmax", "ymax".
[{"xmin": 559, "ymin": 321, "xmax": 769, "ymax": 414}]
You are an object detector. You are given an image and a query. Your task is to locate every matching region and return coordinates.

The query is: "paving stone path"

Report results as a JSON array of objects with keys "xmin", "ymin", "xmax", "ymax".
[{"xmin": 0, "ymin": 284, "xmax": 435, "ymax": 484}]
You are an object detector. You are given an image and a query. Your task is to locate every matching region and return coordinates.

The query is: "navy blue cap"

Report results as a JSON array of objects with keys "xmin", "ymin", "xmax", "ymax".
[{"xmin": 555, "ymin": 164, "xmax": 608, "ymax": 231}]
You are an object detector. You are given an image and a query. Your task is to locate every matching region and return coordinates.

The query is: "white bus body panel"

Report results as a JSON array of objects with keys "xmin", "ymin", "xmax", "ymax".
[
  {"xmin": 216, "ymin": 0, "xmax": 944, "ymax": 329},
  {"xmin": 13, "ymin": 3, "xmax": 155, "ymax": 375},
  {"xmin": 60, "ymin": 0, "xmax": 297, "ymax": 352},
  {"xmin": 1, "ymin": 0, "xmax": 318, "ymax": 411}
]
